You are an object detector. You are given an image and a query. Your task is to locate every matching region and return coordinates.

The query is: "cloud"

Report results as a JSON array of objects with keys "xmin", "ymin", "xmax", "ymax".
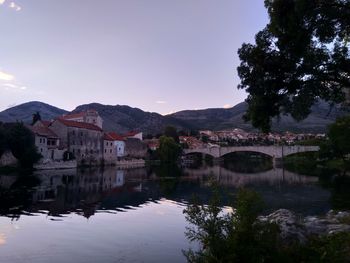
[
  {"xmin": 0, "ymin": 0, "xmax": 5, "ymax": 5},
  {"xmin": 156, "ymin": 100, "xmax": 167, "ymax": 104},
  {"xmin": 223, "ymin": 104, "xmax": 232, "ymax": 109},
  {"xmin": 0, "ymin": 71, "xmax": 14, "ymax": 81},
  {"xmin": 9, "ymin": 1, "xmax": 21, "ymax": 11},
  {"xmin": 3, "ymin": 83, "xmax": 17, "ymax": 88}
]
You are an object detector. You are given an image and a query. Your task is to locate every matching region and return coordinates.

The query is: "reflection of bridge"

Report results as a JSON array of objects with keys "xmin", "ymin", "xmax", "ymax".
[
  {"xmin": 184, "ymin": 145, "xmax": 319, "ymax": 166},
  {"xmin": 183, "ymin": 166, "xmax": 318, "ymax": 187}
]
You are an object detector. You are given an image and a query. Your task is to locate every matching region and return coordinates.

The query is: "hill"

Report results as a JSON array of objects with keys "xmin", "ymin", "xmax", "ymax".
[
  {"xmin": 0, "ymin": 100, "xmax": 347, "ymax": 134},
  {"xmin": 72, "ymin": 103, "xmax": 192, "ymax": 134},
  {"xmin": 169, "ymin": 101, "xmax": 349, "ymax": 133},
  {"xmin": 0, "ymin": 101, "xmax": 68, "ymax": 124}
]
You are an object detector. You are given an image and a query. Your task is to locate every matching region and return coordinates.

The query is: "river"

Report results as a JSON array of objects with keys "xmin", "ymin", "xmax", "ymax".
[{"xmin": 0, "ymin": 163, "xmax": 348, "ymax": 263}]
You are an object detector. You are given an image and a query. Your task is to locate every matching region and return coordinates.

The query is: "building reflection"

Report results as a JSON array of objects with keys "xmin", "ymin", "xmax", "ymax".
[{"xmin": 0, "ymin": 165, "xmax": 332, "ymax": 218}]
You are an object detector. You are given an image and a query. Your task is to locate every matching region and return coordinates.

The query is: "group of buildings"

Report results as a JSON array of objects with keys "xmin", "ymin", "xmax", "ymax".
[
  {"xmin": 29, "ymin": 110, "xmax": 145, "ymax": 166},
  {"xmin": 181, "ymin": 129, "xmax": 325, "ymax": 149}
]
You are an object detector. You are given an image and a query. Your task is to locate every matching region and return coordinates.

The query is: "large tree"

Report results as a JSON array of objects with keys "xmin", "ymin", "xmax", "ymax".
[{"xmin": 237, "ymin": 0, "xmax": 350, "ymax": 132}]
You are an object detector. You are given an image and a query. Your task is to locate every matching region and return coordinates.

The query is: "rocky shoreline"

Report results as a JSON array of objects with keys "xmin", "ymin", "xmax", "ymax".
[{"xmin": 259, "ymin": 209, "xmax": 350, "ymax": 243}]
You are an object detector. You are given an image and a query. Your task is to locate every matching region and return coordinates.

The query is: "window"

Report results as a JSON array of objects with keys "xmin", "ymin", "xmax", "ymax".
[
  {"xmin": 110, "ymin": 149, "xmax": 112, "ymax": 153},
  {"xmin": 80, "ymin": 132, "xmax": 83, "ymax": 136},
  {"xmin": 39, "ymin": 138, "xmax": 42, "ymax": 143},
  {"xmin": 104, "ymin": 149, "xmax": 106, "ymax": 153},
  {"xmin": 81, "ymin": 141, "xmax": 83, "ymax": 145},
  {"xmin": 40, "ymin": 148, "xmax": 42, "ymax": 153},
  {"xmin": 78, "ymin": 149, "xmax": 81, "ymax": 154},
  {"xmin": 110, "ymin": 142, "xmax": 113, "ymax": 146}
]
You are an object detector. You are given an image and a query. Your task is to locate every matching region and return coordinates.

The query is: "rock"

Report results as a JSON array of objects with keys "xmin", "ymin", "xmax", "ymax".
[{"xmin": 259, "ymin": 209, "xmax": 350, "ymax": 243}]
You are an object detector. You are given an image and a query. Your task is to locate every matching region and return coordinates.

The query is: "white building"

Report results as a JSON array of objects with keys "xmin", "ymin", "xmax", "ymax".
[{"xmin": 106, "ymin": 132, "xmax": 126, "ymax": 158}]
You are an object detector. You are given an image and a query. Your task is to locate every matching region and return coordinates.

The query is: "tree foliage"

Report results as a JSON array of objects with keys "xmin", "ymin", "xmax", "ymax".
[
  {"xmin": 31, "ymin": 111, "xmax": 41, "ymax": 125},
  {"xmin": 164, "ymin": 126, "xmax": 180, "ymax": 143},
  {"xmin": 237, "ymin": 0, "xmax": 350, "ymax": 132},
  {"xmin": 320, "ymin": 115, "xmax": 350, "ymax": 160},
  {"xmin": 5, "ymin": 123, "xmax": 41, "ymax": 168},
  {"xmin": 157, "ymin": 136, "xmax": 181, "ymax": 163},
  {"xmin": 184, "ymin": 187, "xmax": 350, "ymax": 263}
]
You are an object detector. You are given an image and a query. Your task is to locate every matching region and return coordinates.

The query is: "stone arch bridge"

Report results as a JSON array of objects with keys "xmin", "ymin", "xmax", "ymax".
[{"xmin": 184, "ymin": 145, "xmax": 319, "ymax": 166}]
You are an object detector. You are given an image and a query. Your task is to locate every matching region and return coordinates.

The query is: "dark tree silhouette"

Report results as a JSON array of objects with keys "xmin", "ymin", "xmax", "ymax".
[{"xmin": 237, "ymin": 0, "xmax": 350, "ymax": 132}]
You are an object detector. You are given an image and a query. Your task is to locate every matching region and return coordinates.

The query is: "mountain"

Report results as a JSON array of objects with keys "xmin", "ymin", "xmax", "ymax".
[
  {"xmin": 0, "ymin": 100, "xmax": 348, "ymax": 134},
  {"xmin": 0, "ymin": 101, "xmax": 68, "ymax": 124},
  {"xmin": 170, "ymin": 101, "xmax": 349, "ymax": 133},
  {"xmin": 72, "ymin": 103, "xmax": 192, "ymax": 134}
]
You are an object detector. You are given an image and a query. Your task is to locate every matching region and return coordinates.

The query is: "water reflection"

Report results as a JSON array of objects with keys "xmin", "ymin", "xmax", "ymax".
[
  {"xmin": 0, "ymin": 164, "xmax": 347, "ymax": 263},
  {"xmin": 0, "ymin": 165, "xmax": 336, "ymax": 219}
]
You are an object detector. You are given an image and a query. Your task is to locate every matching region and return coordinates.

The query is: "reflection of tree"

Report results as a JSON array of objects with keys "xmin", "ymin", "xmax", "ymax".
[
  {"xmin": 223, "ymin": 152, "xmax": 272, "ymax": 173},
  {"xmin": 0, "ymin": 176, "xmax": 40, "ymax": 220}
]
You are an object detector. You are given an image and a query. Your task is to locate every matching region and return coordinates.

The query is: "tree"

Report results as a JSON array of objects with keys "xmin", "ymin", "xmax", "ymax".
[
  {"xmin": 237, "ymin": 0, "xmax": 350, "ymax": 132},
  {"xmin": 164, "ymin": 126, "xmax": 179, "ymax": 143},
  {"xmin": 321, "ymin": 116, "xmax": 350, "ymax": 160},
  {"xmin": 6, "ymin": 123, "xmax": 41, "ymax": 168},
  {"xmin": 32, "ymin": 111, "xmax": 41, "ymax": 125},
  {"xmin": 157, "ymin": 136, "xmax": 181, "ymax": 163}
]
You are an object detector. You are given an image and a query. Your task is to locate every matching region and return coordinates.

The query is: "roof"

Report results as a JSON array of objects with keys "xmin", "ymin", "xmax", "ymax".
[
  {"xmin": 29, "ymin": 125, "xmax": 58, "ymax": 138},
  {"xmin": 56, "ymin": 118, "xmax": 103, "ymax": 131},
  {"xmin": 103, "ymin": 133, "xmax": 115, "ymax": 141},
  {"xmin": 107, "ymin": 132, "xmax": 125, "ymax": 141},
  {"xmin": 40, "ymin": 120, "xmax": 51, "ymax": 127},
  {"xmin": 123, "ymin": 131, "xmax": 141, "ymax": 137},
  {"xmin": 61, "ymin": 112, "xmax": 86, "ymax": 120}
]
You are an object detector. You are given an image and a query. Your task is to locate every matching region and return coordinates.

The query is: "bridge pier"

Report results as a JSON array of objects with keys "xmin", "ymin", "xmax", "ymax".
[{"xmin": 272, "ymin": 157, "xmax": 284, "ymax": 168}]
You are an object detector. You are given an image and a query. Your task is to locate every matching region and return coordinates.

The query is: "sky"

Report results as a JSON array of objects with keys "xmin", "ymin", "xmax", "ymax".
[{"xmin": 0, "ymin": 0, "xmax": 268, "ymax": 114}]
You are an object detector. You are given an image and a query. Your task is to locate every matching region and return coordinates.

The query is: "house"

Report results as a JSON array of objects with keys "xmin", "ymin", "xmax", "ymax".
[
  {"xmin": 103, "ymin": 133, "xmax": 116, "ymax": 164},
  {"xmin": 124, "ymin": 138, "xmax": 148, "ymax": 158},
  {"xmin": 106, "ymin": 132, "xmax": 126, "ymax": 159},
  {"xmin": 144, "ymin": 139, "xmax": 159, "ymax": 151},
  {"xmin": 61, "ymin": 109, "xmax": 103, "ymax": 129},
  {"xmin": 123, "ymin": 131, "xmax": 143, "ymax": 141},
  {"xmin": 29, "ymin": 121, "xmax": 65, "ymax": 161},
  {"xmin": 49, "ymin": 118, "xmax": 104, "ymax": 165}
]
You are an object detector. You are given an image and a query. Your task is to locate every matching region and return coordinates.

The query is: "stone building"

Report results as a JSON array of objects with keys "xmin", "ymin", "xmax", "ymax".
[
  {"xmin": 124, "ymin": 138, "xmax": 148, "ymax": 158},
  {"xmin": 29, "ymin": 121, "xmax": 65, "ymax": 161},
  {"xmin": 49, "ymin": 118, "xmax": 104, "ymax": 165},
  {"xmin": 103, "ymin": 133, "xmax": 116, "ymax": 165},
  {"xmin": 61, "ymin": 109, "xmax": 103, "ymax": 129}
]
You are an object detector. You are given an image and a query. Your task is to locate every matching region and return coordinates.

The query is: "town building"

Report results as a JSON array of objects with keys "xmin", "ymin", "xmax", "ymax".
[
  {"xmin": 123, "ymin": 131, "xmax": 143, "ymax": 141},
  {"xmin": 30, "ymin": 121, "xmax": 65, "ymax": 161},
  {"xmin": 61, "ymin": 109, "xmax": 103, "ymax": 129},
  {"xmin": 106, "ymin": 132, "xmax": 126, "ymax": 159},
  {"xmin": 103, "ymin": 133, "xmax": 116, "ymax": 164},
  {"xmin": 49, "ymin": 118, "xmax": 104, "ymax": 165}
]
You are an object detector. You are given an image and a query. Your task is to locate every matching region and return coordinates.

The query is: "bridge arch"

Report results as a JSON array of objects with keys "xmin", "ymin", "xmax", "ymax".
[{"xmin": 183, "ymin": 151, "xmax": 217, "ymax": 159}]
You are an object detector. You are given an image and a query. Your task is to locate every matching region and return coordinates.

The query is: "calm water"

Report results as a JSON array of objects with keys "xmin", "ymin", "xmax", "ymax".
[{"xmin": 0, "ymin": 164, "xmax": 346, "ymax": 263}]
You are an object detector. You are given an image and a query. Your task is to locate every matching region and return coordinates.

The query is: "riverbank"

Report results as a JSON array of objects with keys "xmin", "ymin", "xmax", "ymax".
[{"xmin": 284, "ymin": 152, "xmax": 350, "ymax": 176}]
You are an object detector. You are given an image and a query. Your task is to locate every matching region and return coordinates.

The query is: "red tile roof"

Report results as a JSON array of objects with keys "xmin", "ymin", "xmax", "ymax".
[
  {"xmin": 61, "ymin": 112, "xmax": 86, "ymax": 120},
  {"xmin": 123, "ymin": 131, "xmax": 141, "ymax": 137},
  {"xmin": 56, "ymin": 118, "xmax": 103, "ymax": 131},
  {"xmin": 40, "ymin": 120, "xmax": 52, "ymax": 127},
  {"xmin": 107, "ymin": 132, "xmax": 125, "ymax": 141},
  {"xmin": 103, "ymin": 133, "xmax": 115, "ymax": 141},
  {"xmin": 29, "ymin": 125, "xmax": 58, "ymax": 138}
]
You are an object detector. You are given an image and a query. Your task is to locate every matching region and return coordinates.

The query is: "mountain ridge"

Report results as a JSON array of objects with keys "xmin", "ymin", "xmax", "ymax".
[{"xmin": 0, "ymin": 100, "xmax": 347, "ymax": 134}]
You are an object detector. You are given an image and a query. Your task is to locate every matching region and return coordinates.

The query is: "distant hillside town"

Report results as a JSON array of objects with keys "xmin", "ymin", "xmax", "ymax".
[
  {"xmin": 180, "ymin": 129, "xmax": 325, "ymax": 149},
  {"xmin": 28, "ymin": 109, "xmax": 147, "ymax": 167}
]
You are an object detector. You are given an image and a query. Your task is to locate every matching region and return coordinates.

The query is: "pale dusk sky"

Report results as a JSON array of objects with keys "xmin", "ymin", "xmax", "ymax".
[{"xmin": 0, "ymin": 0, "xmax": 268, "ymax": 114}]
